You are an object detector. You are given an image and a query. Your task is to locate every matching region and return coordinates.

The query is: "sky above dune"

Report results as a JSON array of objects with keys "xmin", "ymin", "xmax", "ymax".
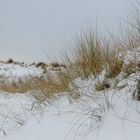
[{"xmin": 0, "ymin": 0, "xmax": 130, "ymax": 63}]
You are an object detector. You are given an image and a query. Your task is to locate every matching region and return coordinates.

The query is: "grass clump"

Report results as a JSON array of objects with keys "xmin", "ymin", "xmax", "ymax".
[
  {"xmin": 72, "ymin": 31, "xmax": 124, "ymax": 79},
  {"xmin": 73, "ymin": 32, "xmax": 104, "ymax": 79}
]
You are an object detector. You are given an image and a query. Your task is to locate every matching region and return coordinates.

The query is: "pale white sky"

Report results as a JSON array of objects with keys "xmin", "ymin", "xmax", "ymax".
[{"xmin": 0, "ymin": 0, "xmax": 130, "ymax": 63}]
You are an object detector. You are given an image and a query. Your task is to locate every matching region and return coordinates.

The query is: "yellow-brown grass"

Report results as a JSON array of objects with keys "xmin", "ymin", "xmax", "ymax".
[
  {"xmin": 0, "ymin": 68, "xmax": 77, "ymax": 101},
  {"xmin": 72, "ymin": 31, "xmax": 124, "ymax": 79}
]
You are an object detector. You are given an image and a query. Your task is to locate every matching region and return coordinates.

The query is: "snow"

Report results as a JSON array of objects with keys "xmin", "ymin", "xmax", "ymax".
[
  {"xmin": 0, "ymin": 71, "xmax": 139, "ymax": 140},
  {"xmin": 0, "ymin": 47, "xmax": 139, "ymax": 140},
  {"xmin": 0, "ymin": 94, "xmax": 139, "ymax": 140},
  {"xmin": 0, "ymin": 63, "xmax": 43, "ymax": 85},
  {"xmin": 0, "ymin": 62, "xmax": 66, "ymax": 86},
  {"xmin": 123, "ymin": 47, "xmax": 140, "ymax": 65}
]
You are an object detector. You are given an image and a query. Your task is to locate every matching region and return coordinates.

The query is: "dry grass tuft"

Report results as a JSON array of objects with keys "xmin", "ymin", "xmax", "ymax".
[
  {"xmin": 73, "ymin": 32, "xmax": 104, "ymax": 79},
  {"xmin": 72, "ymin": 31, "xmax": 124, "ymax": 79}
]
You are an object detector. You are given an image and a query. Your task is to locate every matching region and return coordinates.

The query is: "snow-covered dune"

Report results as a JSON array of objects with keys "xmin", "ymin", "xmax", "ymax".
[
  {"xmin": 0, "ymin": 47, "xmax": 139, "ymax": 140},
  {"xmin": 0, "ymin": 70, "xmax": 139, "ymax": 140}
]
